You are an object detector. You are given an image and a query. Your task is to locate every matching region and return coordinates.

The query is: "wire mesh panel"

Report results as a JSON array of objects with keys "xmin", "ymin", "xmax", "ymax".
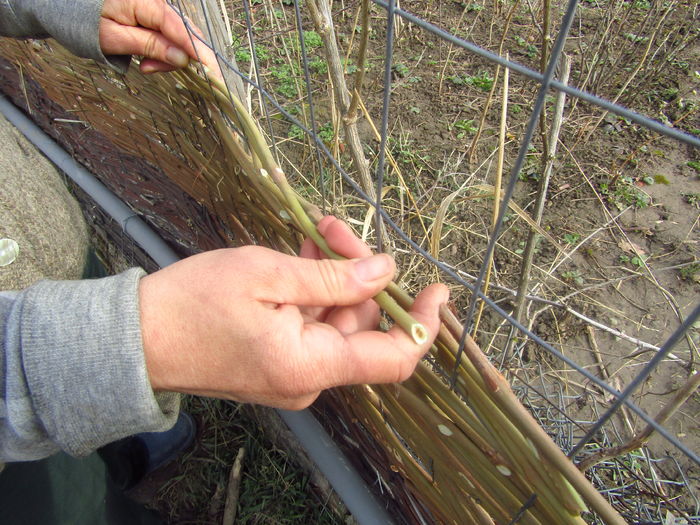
[{"xmin": 177, "ymin": 0, "xmax": 698, "ymax": 522}]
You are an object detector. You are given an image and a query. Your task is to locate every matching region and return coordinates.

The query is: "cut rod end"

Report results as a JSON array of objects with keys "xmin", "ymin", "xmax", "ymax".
[{"xmin": 411, "ymin": 323, "xmax": 428, "ymax": 345}]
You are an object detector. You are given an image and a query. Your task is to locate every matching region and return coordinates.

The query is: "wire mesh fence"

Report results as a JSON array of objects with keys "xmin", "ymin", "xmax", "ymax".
[{"xmin": 173, "ymin": 0, "xmax": 699, "ymax": 522}]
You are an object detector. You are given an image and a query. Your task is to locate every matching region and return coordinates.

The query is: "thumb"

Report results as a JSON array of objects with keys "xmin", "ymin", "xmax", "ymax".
[{"xmin": 259, "ymin": 251, "xmax": 396, "ymax": 307}]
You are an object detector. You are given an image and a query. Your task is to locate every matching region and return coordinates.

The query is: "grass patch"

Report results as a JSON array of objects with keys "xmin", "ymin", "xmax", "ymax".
[{"xmin": 152, "ymin": 397, "xmax": 343, "ymax": 524}]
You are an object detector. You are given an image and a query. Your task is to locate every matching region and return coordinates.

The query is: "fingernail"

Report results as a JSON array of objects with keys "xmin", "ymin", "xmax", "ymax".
[
  {"xmin": 355, "ymin": 254, "xmax": 392, "ymax": 282},
  {"xmin": 141, "ymin": 63, "xmax": 157, "ymax": 74},
  {"xmin": 166, "ymin": 47, "xmax": 189, "ymax": 67}
]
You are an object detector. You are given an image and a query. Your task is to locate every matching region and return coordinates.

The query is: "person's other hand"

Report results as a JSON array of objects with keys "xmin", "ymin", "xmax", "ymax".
[
  {"xmin": 98, "ymin": 0, "xmax": 220, "ymax": 76},
  {"xmin": 139, "ymin": 216, "xmax": 449, "ymax": 409}
]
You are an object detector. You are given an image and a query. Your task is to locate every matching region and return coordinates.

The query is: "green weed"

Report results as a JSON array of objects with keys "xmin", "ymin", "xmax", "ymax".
[
  {"xmin": 563, "ymin": 233, "xmax": 581, "ymax": 245},
  {"xmin": 682, "ymin": 192, "xmax": 699, "ymax": 208},
  {"xmin": 389, "ymin": 135, "xmax": 430, "ymax": 166},
  {"xmin": 448, "ymin": 71, "xmax": 494, "ymax": 92},
  {"xmin": 679, "ymin": 263, "xmax": 700, "ymax": 282},
  {"xmin": 562, "ymin": 270, "xmax": 584, "ymax": 285},
  {"xmin": 625, "ymin": 33, "xmax": 649, "ymax": 43},
  {"xmin": 620, "ymin": 254, "xmax": 647, "ymax": 268},
  {"xmin": 310, "ymin": 58, "xmax": 328, "ymax": 75},
  {"xmin": 271, "ymin": 64, "xmax": 300, "ymax": 98},
  {"xmin": 318, "ymin": 122, "xmax": 335, "ymax": 143},
  {"xmin": 341, "ymin": 58, "xmax": 358, "ymax": 74},
  {"xmin": 393, "ymin": 63, "xmax": 410, "ymax": 78},
  {"xmin": 453, "ymin": 119, "xmax": 478, "ymax": 138},
  {"xmin": 600, "ymin": 178, "xmax": 650, "ymax": 210},
  {"xmin": 303, "ymin": 30, "xmax": 323, "ymax": 49},
  {"xmin": 288, "ymin": 122, "xmax": 334, "ymax": 144},
  {"xmin": 461, "ymin": 2, "xmax": 484, "ymax": 12},
  {"xmin": 514, "ymin": 36, "xmax": 538, "ymax": 58},
  {"xmin": 288, "ymin": 124, "xmax": 305, "ymax": 140}
]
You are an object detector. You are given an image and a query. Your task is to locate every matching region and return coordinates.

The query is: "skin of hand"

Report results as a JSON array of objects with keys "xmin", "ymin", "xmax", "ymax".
[
  {"xmin": 140, "ymin": 216, "xmax": 449, "ymax": 410},
  {"xmin": 98, "ymin": 0, "xmax": 220, "ymax": 76}
]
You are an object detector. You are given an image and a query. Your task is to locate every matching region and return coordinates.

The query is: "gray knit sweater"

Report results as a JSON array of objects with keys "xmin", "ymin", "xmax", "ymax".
[
  {"xmin": 0, "ymin": 0, "xmax": 130, "ymax": 72},
  {"xmin": 1, "ymin": 0, "xmax": 179, "ymax": 461}
]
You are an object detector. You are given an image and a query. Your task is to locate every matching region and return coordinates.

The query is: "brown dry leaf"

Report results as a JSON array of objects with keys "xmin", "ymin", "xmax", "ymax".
[{"xmin": 618, "ymin": 239, "xmax": 646, "ymax": 255}]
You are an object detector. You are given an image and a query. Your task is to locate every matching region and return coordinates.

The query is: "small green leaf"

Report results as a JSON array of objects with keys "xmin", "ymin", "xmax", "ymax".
[{"xmin": 563, "ymin": 233, "xmax": 580, "ymax": 245}]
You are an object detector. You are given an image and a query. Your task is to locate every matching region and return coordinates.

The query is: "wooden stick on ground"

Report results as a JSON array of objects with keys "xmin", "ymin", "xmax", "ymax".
[{"xmin": 222, "ymin": 447, "xmax": 246, "ymax": 525}]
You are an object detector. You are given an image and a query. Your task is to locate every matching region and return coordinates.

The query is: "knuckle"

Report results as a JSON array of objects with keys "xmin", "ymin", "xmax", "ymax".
[
  {"xmin": 143, "ymin": 33, "xmax": 161, "ymax": 58},
  {"xmin": 315, "ymin": 259, "xmax": 346, "ymax": 299},
  {"xmin": 395, "ymin": 361, "xmax": 417, "ymax": 383},
  {"xmin": 284, "ymin": 397, "xmax": 313, "ymax": 411},
  {"xmin": 394, "ymin": 349, "xmax": 420, "ymax": 383}
]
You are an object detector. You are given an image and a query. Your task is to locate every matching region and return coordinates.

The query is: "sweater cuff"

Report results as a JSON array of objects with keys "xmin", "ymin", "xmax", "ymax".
[{"xmin": 20, "ymin": 268, "xmax": 179, "ymax": 457}]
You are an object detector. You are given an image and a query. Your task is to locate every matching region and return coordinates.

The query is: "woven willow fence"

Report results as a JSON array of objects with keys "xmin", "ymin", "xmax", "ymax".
[{"xmin": 1, "ymin": 0, "xmax": 698, "ymax": 523}]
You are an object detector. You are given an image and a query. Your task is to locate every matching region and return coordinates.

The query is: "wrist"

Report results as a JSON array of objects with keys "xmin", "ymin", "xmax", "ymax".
[{"xmin": 139, "ymin": 273, "xmax": 171, "ymax": 392}]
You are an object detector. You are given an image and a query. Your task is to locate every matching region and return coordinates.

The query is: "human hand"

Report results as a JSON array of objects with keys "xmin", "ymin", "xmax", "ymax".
[
  {"xmin": 140, "ymin": 216, "xmax": 449, "ymax": 409},
  {"xmin": 98, "ymin": 0, "xmax": 220, "ymax": 76}
]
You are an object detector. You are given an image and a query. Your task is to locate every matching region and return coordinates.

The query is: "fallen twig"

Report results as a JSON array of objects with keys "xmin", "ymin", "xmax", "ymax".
[{"xmin": 222, "ymin": 447, "xmax": 246, "ymax": 525}]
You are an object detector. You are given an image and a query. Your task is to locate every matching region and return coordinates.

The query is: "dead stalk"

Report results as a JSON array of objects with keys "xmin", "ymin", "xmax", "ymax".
[
  {"xmin": 222, "ymin": 447, "xmax": 246, "ymax": 525},
  {"xmin": 504, "ymin": 55, "xmax": 570, "ymax": 359},
  {"xmin": 472, "ymin": 56, "xmax": 509, "ymax": 338}
]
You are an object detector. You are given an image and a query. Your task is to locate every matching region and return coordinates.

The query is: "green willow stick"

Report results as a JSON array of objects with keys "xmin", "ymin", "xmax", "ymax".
[
  {"xmin": 388, "ymin": 284, "xmax": 603, "ymax": 519},
  {"xmin": 353, "ymin": 390, "xmax": 459, "ymax": 523},
  {"xmin": 379, "ymin": 382, "xmax": 548, "ymax": 525},
  {"xmin": 434, "ymin": 326, "xmax": 589, "ymax": 517},
  {"xmin": 362, "ymin": 386, "xmax": 501, "ymax": 523},
  {"xmin": 186, "ymin": 66, "xmax": 428, "ymax": 345},
  {"xmin": 439, "ymin": 311, "xmax": 626, "ymax": 525}
]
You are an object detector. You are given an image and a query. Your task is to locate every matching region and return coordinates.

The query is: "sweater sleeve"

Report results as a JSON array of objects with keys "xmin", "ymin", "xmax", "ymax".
[
  {"xmin": 0, "ymin": 0, "xmax": 130, "ymax": 73},
  {"xmin": 1, "ymin": 268, "xmax": 180, "ymax": 461}
]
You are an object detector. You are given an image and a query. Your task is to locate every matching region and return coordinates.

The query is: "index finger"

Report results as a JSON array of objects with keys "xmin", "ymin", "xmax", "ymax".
[{"xmin": 317, "ymin": 216, "xmax": 374, "ymax": 259}]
